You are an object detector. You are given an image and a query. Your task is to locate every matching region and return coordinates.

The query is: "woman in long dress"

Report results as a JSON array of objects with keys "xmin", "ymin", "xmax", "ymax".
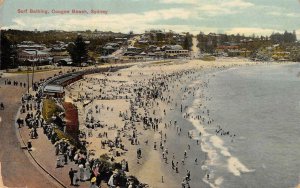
[
  {"xmin": 84, "ymin": 162, "xmax": 92, "ymax": 181},
  {"xmin": 73, "ymin": 170, "xmax": 79, "ymax": 185},
  {"xmin": 108, "ymin": 174, "xmax": 116, "ymax": 188},
  {"xmin": 79, "ymin": 164, "xmax": 85, "ymax": 181}
]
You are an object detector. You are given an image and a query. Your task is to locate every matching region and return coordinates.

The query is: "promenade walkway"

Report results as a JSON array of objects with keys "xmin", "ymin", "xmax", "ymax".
[
  {"xmin": 0, "ymin": 71, "xmax": 63, "ymax": 188},
  {"xmin": 0, "ymin": 64, "xmax": 135, "ymax": 188}
]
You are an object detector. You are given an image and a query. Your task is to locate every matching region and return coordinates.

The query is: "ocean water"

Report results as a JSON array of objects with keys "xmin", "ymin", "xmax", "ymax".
[{"xmin": 193, "ymin": 63, "xmax": 300, "ymax": 188}]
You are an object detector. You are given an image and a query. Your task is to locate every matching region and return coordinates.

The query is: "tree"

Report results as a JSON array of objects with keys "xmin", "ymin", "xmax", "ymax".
[
  {"xmin": 183, "ymin": 33, "xmax": 193, "ymax": 51},
  {"xmin": 68, "ymin": 35, "xmax": 88, "ymax": 66},
  {"xmin": 0, "ymin": 32, "xmax": 16, "ymax": 70},
  {"xmin": 270, "ymin": 31, "xmax": 296, "ymax": 44},
  {"xmin": 293, "ymin": 30, "xmax": 297, "ymax": 41},
  {"xmin": 197, "ymin": 32, "xmax": 207, "ymax": 52},
  {"xmin": 219, "ymin": 34, "xmax": 229, "ymax": 44},
  {"xmin": 156, "ymin": 32, "xmax": 165, "ymax": 42}
]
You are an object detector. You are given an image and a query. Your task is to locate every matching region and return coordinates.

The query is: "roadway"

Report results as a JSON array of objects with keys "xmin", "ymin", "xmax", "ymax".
[
  {"xmin": 191, "ymin": 36, "xmax": 201, "ymax": 59},
  {"xmin": 0, "ymin": 70, "xmax": 65, "ymax": 188}
]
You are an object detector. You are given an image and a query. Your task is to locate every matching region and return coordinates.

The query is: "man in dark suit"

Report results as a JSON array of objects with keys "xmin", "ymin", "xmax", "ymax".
[{"xmin": 69, "ymin": 168, "xmax": 74, "ymax": 185}]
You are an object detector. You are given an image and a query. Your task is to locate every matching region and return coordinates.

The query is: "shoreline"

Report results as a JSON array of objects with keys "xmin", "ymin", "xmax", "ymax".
[
  {"xmin": 64, "ymin": 58, "xmax": 297, "ymax": 187},
  {"xmin": 186, "ymin": 61, "xmax": 299, "ymax": 188}
]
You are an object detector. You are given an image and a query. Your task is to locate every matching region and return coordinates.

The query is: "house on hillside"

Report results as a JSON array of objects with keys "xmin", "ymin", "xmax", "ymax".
[
  {"xmin": 164, "ymin": 45, "xmax": 189, "ymax": 58},
  {"xmin": 17, "ymin": 41, "xmax": 46, "ymax": 50},
  {"xmin": 18, "ymin": 49, "xmax": 50, "ymax": 63},
  {"xmin": 272, "ymin": 51, "xmax": 290, "ymax": 61},
  {"xmin": 102, "ymin": 43, "xmax": 120, "ymax": 55},
  {"xmin": 216, "ymin": 45, "xmax": 240, "ymax": 57}
]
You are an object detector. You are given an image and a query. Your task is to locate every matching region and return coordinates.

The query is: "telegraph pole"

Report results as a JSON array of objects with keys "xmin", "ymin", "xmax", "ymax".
[
  {"xmin": 27, "ymin": 62, "xmax": 30, "ymax": 93},
  {"xmin": 32, "ymin": 50, "xmax": 36, "ymax": 90}
]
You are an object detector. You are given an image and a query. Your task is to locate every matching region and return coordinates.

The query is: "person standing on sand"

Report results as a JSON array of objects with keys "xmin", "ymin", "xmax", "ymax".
[
  {"xmin": 64, "ymin": 153, "xmax": 68, "ymax": 164},
  {"xmin": 186, "ymin": 170, "xmax": 191, "ymax": 181},
  {"xmin": 108, "ymin": 173, "xmax": 116, "ymax": 188},
  {"xmin": 181, "ymin": 178, "xmax": 186, "ymax": 188},
  {"xmin": 69, "ymin": 168, "xmax": 74, "ymax": 186},
  {"xmin": 172, "ymin": 160, "xmax": 175, "ymax": 170},
  {"xmin": 0, "ymin": 102, "xmax": 4, "ymax": 110}
]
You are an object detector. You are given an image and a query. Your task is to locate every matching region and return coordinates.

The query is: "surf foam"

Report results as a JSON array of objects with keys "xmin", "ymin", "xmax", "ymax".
[{"xmin": 185, "ymin": 79, "xmax": 255, "ymax": 188}]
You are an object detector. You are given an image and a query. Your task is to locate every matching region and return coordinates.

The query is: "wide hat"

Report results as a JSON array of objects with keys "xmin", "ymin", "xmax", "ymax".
[{"xmin": 91, "ymin": 177, "xmax": 96, "ymax": 183}]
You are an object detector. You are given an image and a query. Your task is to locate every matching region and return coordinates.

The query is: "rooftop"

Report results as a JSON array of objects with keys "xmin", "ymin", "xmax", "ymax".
[
  {"xmin": 21, "ymin": 50, "xmax": 49, "ymax": 55},
  {"xmin": 44, "ymin": 85, "xmax": 64, "ymax": 93}
]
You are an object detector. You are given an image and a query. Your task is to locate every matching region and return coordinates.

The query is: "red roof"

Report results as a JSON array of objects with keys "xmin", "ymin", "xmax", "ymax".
[{"xmin": 217, "ymin": 45, "xmax": 239, "ymax": 50}]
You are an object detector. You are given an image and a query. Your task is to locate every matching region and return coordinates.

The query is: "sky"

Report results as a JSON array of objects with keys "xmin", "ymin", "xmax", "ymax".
[{"xmin": 0, "ymin": 0, "xmax": 300, "ymax": 38}]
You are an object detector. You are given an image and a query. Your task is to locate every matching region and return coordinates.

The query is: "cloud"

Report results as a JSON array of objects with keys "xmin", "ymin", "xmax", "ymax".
[
  {"xmin": 143, "ymin": 8, "xmax": 197, "ymax": 20},
  {"xmin": 265, "ymin": 5, "xmax": 300, "ymax": 18},
  {"xmin": 160, "ymin": 0, "xmax": 198, "ymax": 5},
  {"xmin": 160, "ymin": 0, "xmax": 254, "ymax": 8},
  {"xmin": 2, "ymin": 8, "xmax": 198, "ymax": 33},
  {"xmin": 268, "ymin": 11, "xmax": 300, "ymax": 18},
  {"xmin": 11, "ymin": 18, "xmax": 26, "ymax": 27},
  {"xmin": 5, "ymin": 14, "xmax": 289, "ymax": 39},
  {"xmin": 158, "ymin": 0, "xmax": 255, "ymax": 18},
  {"xmin": 198, "ymin": 0, "xmax": 254, "ymax": 16},
  {"xmin": 221, "ymin": 0, "xmax": 254, "ymax": 8},
  {"xmin": 2, "ymin": 0, "xmax": 298, "ymax": 39},
  {"xmin": 286, "ymin": 13, "xmax": 300, "ymax": 18},
  {"xmin": 225, "ymin": 27, "xmax": 281, "ymax": 36}
]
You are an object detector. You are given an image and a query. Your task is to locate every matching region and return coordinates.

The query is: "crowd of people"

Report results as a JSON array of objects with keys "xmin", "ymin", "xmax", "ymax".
[
  {"xmin": 65, "ymin": 66, "xmax": 221, "ymax": 187},
  {"xmin": 4, "ymin": 79, "xmax": 27, "ymax": 88},
  {"xmin": 13, "ymin": 70, "xmax": 143, "ymax": 188},
  {"xmin": 11, "ymin": 62, "xmax": 245, "ymax": 188}
]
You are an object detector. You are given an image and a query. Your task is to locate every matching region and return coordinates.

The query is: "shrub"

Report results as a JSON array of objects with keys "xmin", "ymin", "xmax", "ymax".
[
  {"xmin": 53, "ymin": 128, "xmax": 77, "ymax": 146},
  {"xmin": 201, "ymin": 55, "xmax": 216, "ymax": 61},
  {"xmin": 42, "ymin": 99, "xmax": 63, "ymax": 122}
]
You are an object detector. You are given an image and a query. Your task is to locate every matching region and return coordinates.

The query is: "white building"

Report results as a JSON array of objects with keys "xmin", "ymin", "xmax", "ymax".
[
  {"xmin": 18, "ymin": 49, "xmax": 50, "ymax": 62},
  {"xmin": 165, "ymin": 45, "xmax": 189, "ymax": 57}
]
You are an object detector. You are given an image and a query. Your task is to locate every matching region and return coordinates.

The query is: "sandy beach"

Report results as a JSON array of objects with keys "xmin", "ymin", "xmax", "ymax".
[
  {"xmin": 1, "ymin": 58, "xmax": 297, "ymax": 188},
  {"xmin": 63, "ymin": 57, "xmax": 265, "ymax": 188}
]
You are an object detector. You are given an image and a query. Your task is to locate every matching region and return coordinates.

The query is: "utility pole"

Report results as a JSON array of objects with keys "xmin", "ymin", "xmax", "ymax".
[
  {"xmin": 32, "ymin": 50, "xmax": 36, "ymax": 90},
  {"xmin": 27, "ymin": 62, "xmax": 30, "ymax": 93},
  {"xmin": 10, "ymin": 55, "xmax": 15, "ymax": 68}
]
